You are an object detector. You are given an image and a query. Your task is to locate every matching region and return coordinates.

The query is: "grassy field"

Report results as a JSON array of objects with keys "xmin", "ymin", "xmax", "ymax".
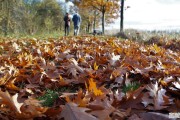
[{"xmin": 106, "ymin": 29, "xmax": 180, "ymax": 41}]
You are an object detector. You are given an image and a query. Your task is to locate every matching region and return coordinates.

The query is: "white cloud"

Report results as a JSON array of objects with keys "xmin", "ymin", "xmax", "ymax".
[
  {"xmin": 156, "ymin": 0, "xmax": 180, "ymax": 4},
  {"xmin": 56, "ymin": 0, "xmax": 73, "ymax": 6},
  {"xmin": 56, "ymin": 0, "xmax": 65, "ymax": 3},
  {"xmin": 108, "ymin": 0, "xmax": 180, "ymax": 30},
  {"xmin": 67, "ymin": 1, "xmax": 74, "ymax": 6}
]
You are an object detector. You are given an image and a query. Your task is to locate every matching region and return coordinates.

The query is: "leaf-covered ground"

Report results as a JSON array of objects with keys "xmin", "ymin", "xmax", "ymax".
[{"xmin": 0, "ymin": 36, "xmax": 179, "ymax": 120}]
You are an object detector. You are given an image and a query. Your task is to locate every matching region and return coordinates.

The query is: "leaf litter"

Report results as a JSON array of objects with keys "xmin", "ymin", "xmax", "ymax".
[{"xmin": 0, "ymin": 36, "xmax": 179, "ymax": 119}]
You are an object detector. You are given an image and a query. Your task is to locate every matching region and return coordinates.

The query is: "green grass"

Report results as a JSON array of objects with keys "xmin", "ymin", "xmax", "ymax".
[
  {"xmin": 122, "ymin": 82, "xmax": 141, "ymax": 94},
  {"xmin": 0, "ymin": 31, "xmax": 65, "ymax": 40},
  {"xmin": 36, "ymin": 86, "xmax": 80, "ymax": 107},
  {"xmin": 37, "ymin": 89, "xmax": 59, "ymax": 107}
]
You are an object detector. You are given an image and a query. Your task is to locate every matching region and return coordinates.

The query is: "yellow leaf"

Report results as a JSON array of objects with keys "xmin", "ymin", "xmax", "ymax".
[
  {"xmin": 78, "ymin": 57, "xmax": 85, "ymax": 63},
  {"xmin": 59, "ymin": 75, "xmax": 68, "ymax": 86},
  {"xmin": 6, "ymin": 82, "xmax": 20, "ymax": 91},
  {"xmin": 153, "ymin": 44, "xmax": 161, "ymax": 53},
  {"xmin": 65, "ymin": 96, "xmax": 71, "ymax": 103},
  {"xmin": 93, "ymin": 62, "xmax": 99, "ymax": 70},
  {"xmin": 74, "ymin": 89, "xmax": 88, "ymax": 107},
  {"xmin": 0, "ymin": 73, "xmax": 10, "ymax": 85},
  {"xmin": 160, "ymin": 80, "xmax": 167, "ymax": 86},
  {"xmin": 87, "ymin": 78, "xmax": 103, "ymax": 96}
]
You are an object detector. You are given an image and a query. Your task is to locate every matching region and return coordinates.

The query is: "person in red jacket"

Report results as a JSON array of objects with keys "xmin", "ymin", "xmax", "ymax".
[{"xmin": 64, "ymin": 12, "xmax": 71, "ymax": 36}]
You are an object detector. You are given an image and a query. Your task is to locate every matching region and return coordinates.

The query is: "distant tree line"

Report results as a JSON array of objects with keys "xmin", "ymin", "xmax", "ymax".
[
  {"xmin": 0, "ymin": 0, "xmax": 65, "ymax": 36},
  {"xmin": 0, "ymin": 0, "xmax": 124, "ymax": 36}
]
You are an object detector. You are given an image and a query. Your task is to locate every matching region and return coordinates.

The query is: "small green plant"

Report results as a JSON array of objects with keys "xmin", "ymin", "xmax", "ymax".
[
  {"xmin": 122, "ymin": 82, "xmax": 141, "ymax": 93},
  {"xmin": 37, "ymin": 89, "xmax": 59, "ymax": 107}
]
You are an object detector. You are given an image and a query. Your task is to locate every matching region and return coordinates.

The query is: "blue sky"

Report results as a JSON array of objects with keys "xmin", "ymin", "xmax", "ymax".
[{"xmin": 109, "ymin": 0, "xmax": 180, "ymax": 30}]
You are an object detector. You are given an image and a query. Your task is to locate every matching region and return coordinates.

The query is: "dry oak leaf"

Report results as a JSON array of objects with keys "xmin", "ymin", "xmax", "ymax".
[
  {"xmin": 16, "ymin": 53, "xmax": 33, "ymax": 67},
  {"xmin": 0, "ymin": 91, "xmax": 23, "ymax": 113},
  {"xmin": 128, "ymin": 114, "xmax": 143, "ymax": 120},
  {"xmin": 60, "ymin": 103, "xmax": 98, "ymax": 120},
  {"xmin": 44, "ymin": 107, "xmax": 62, "ymax": 117},
  {"xmin": 89, "ymin": 99, "xmax": 115, "ymax": 120},
  {"xmin": 172, "ymin": 82, "xmax": 180, "ymax": 89},
  {"xmin": 138, "ymin": 112, "xmax": 171, "ymax": 120},
  {"xmin": 119, "ymin": 87, "xmax": 145, "ymax": 110},
  {"xmin": 18, "ymin": 98, "xmax": 47, "ymax": 119},
  {"xmin": 108, "ymin": 52, "xmax": 121, "ymax": 66},
  {"xmin": 112, "ymin": 108, "xmax": 131, "ymax": 120},
  {"xmin": 86, "ymin": 78, "xmax": 103, "ymax": 96},
  {"xmin": 93, "ymin": 62, "xmax": 99, "ymax": 71},
  {"xmin": 58, "ymin": 75, "xmax": 69, "ymax": 86},
  {"xmin": 73, "ymin": 89, "xmax": 90, "ymax": 107},
  {"xmin": 146, "ymin": 82, "xmax": 173, "ymax": 110},
  {"xmin": 12, "ymin": 42, "xmax": 21, "ymax": 52},
  {"xmin": 0, "ymin": 73, "xmax": 11, "ymax": 85},
  {"xmin": 69, "ymin": 58, "xmax": 84, "ymax": 73},
  {"xmin": 5, "ymin": 82, "xmax": 20, "ymax": 91},
  {"xmin": 67, "ymin": 58, "xmax": 84, "ymax": 78}
]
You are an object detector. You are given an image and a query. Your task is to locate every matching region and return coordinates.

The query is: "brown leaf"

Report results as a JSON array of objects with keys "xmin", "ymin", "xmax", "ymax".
[
  {"xmin": 89, "ymin": 99, "xmax": 115, "ymax": 120},
  {"xmin": 18, "ymin": 98, "xmax": 47, "ymax": 119},
  {"xmin": 5, "ymin": 82, "xmax": 20, "ymax": 91},
  {"xmin": 128, "ymin": 114, "xmax": 143, "ymax": 120},
  {"xmin": 108, "ymin": 52, "xmax": 121, "ymax": 66},
  {"xmin": 147, "ymin": 83, "xmax": 173, "ymax": 110},
  {"xmin": 138, "ymin": 112, "xmax": 171, "ymax": 120},
  {"xmin": 0, "ymin": 91, "xmax": 23, "ymax": 113},
  {"xmin": 73, "ymin": 89, "xmax": 89, "ymax": 107},
  {"xmin": 119, "ymin": 87, "xmax": 145, "ymax": 109},
  {"xmin": 0, "ymin": 73, "xmax": 11, "ymax": 85},
  {"xmin": 60, "ymin": 103, "xmax": 98, "ymax": 120},
  {"xmin": 112, "ymin": 108, "xmax": 131, "ymax": 120},
  {"xmin": 45, "ymin": 107, "xmax": 62, "ymax": 117}
]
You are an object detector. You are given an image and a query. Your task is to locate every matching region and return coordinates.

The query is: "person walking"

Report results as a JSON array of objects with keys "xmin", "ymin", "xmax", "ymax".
[
  {"xmin": 72, "ymin": 12, "xmax": 81, "ymax": 36},
  {"xmin": 64, "ymin": 12, "xmax": 71, "ymax": 36}
]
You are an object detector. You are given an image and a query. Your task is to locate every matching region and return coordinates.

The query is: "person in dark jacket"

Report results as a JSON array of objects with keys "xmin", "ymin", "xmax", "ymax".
[
  {"xmin": 64, "ymin": 12, "xmax": 71, "ymax": 36},
  {"xmin": 72, "ymin": 12, "xmax": 81, "ymax": 36}
]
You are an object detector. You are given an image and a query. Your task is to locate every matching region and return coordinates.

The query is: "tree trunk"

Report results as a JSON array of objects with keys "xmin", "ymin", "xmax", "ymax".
[
  {"xmin": 120, "ymin": 0, "xmax": 124, "ymax": 33},
  {"xmin": 4, "ymin": 19, "xmax": 8, "ymax": 36},
  {"xmin": 4, "ymin": 0, "xmax": 10, "ymax": 36},
  {"xmin": 87, "ymin": 22, "xmax": 90, "ymax": 33},
  {"xmin": 93, "ymin": 10, "xmax": 96, "ymax": 31},
  {"xmin": 102, "ymin": 9, "xmax": 105, "ymax": 34}
]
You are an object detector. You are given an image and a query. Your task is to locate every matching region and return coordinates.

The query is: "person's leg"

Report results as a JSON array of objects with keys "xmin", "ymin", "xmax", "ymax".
[
  {"xmin": 74, "ymin": 26, "xmax": 77, "ymax": 36},
  {"xmin": 74, "ymin": 26, "xmax": 75, "ymax": 36},
  {"xmin": 67, "ymin": 26, "xmax": 70, "ymax": 36},
  {"xmin": 65, "ymin": 25, "xmax": 67, "ymax": 36},
  {"xmin": 75, "ymin": 27, "xmax": 77, "ymax": 36},
  {"xmin": 76, "ymin": 25, "xmax": 80, "ymax": 35}
]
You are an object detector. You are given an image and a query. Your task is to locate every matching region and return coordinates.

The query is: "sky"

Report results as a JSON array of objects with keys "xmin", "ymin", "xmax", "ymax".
[
  {"xmin": 56, "ymin": 0, "xmax": 74, "ymax": 6},
  {"xmin": 57, "ymin": 0, "xmax": 180, "ymax": 31},
  {"xmin": 109, "ymin": 0, "xmax": 180, "ymax": 30}
]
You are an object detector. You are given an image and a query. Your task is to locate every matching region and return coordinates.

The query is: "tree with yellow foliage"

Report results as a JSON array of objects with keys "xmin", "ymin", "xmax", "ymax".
[{"xmin": 76, "ymin": 0, "xmax": 119, "ymax": 34}]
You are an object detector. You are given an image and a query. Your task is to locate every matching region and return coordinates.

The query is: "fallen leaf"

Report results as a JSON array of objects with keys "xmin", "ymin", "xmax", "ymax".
[
  {"xmin": 0, "ymin": 91, "xmax": 23, "ymax": 113},
  {"xmin": 60, "ymin": 103, "xmax": 98, "ymax": 120},
  {"xmin": 108, "ymin": 53, "xmax": 121, "ymax": 66},
  {"xmin": 89, "ymin": 99, "xmax": 115, "ymax": 120},
  {"xmin": 86, "ymin": 78, "xmax": 103, "ymax": 96},
  {"xmin": 138, "ymin": 112, "xmax": 171, "ymax": 120}
]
